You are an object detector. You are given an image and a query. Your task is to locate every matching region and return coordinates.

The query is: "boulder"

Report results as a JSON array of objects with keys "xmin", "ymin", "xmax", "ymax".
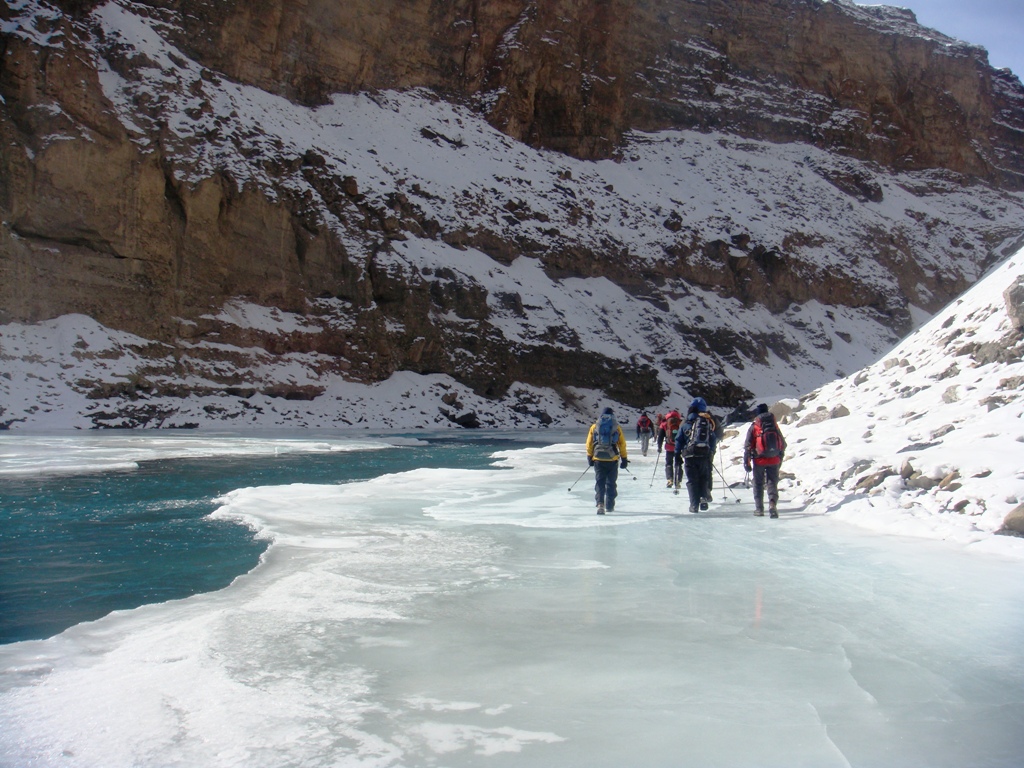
[
  {"xmin": 1005, "ymin": 277, "xmax": 1024, "ymax": 331},
  {"xmin": 998, "ymin": 504, "xmax": 1024, "ymax": 536}
]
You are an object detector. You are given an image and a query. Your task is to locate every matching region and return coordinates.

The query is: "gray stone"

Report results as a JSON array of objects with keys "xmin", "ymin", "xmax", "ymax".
[
  {"xmin": 768, "ymin": 401, "xmax": 795, "ymax": 421},
  {"xmin": 797, "ymin": 409, "xmax": 830, "ymax": 427},
  {"xmin": 1004, "ymin": 277, "xmax": 1024, "ymax": 331},
  {"xmin": 907, "ymin": 474, "xmax": 938, "ymax": 490}
]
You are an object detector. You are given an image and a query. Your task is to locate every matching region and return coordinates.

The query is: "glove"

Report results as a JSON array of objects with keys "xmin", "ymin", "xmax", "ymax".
[
  {"xmin": 620, "ymin": 458, "xmax": 628, "ymax": 469},
  {"xmin": 588, "ymin": 457, "xmax": 594, "ymax": 466},
  {"xmin": 744, "ymin": 461, "xmax": 752, "ymax": 473}
]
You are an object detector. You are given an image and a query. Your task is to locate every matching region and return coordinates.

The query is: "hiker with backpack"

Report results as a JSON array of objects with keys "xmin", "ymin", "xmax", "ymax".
[
  {"xmin": 674, "ymin": 398, "xmax": 718, "ymax": 513},
  {"xmin": 636, "ymin": 411, "xmax": 655, "ymax": 457},
  {"xmin": 586, "ymin": 407, "xmax": 629, "ymax": 515},
  {"xmin": 656, "ymin": 410, "xmax": 683, "ymax": 490},
  {"xmin": 743, "ymin": 403, "xmax": 787, "ymax": 518}
]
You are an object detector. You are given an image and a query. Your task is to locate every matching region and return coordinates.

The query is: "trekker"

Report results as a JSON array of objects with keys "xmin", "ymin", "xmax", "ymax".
[
  {"xmin": 675, "ymin": 398, "xmax": 718, "ymax": 513},
  {"xmin": 586, "ymin": 407, "xmax": 629, "ymax": 515},
  {"xmin": 743, "ymin": 403, "xmax": 787, "ymax": 518},
  {"xmin": 636, "ymin": 411, "xmax": 655, "ymax": 457},
  {"xmin": 656, "ymin": 410, "xmax": 683, "ymax": 490}
]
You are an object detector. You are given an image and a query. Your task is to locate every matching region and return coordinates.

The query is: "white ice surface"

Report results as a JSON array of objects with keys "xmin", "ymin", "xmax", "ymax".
[
  {"xmin": 0, "ymin": 433, "xmax": 399, "ymax": 477},
  {"xmin": 2, "ymin": 439, "xmax": 1023, "ymax": 767}
]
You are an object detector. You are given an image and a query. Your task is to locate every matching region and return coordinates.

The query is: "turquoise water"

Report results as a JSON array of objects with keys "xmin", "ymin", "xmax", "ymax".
[{"xmin": 0, "ymin": 435, "xmax": 545, "ymax": 644}]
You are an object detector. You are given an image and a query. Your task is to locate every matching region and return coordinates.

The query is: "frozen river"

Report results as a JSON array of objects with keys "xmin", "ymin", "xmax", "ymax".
[{"xmin": 2, "ymin": 436, "xmax": 1023, "ymax": 767}]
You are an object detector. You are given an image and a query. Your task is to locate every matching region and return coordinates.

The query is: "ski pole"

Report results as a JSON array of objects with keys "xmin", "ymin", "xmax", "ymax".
[
  {"xmin": 649, "ymin": 450, "xmax": 661, "ymax": 487},
  {"xmin": 568, "ymin": 464, "xmax": 592, "ymax": 492},
  {"xmin": 712, "ymin": 462, "xmax": 742, "ymax": 502}
]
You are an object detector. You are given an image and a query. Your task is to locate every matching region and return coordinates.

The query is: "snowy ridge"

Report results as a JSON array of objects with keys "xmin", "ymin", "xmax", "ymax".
[{"xmin": 718, "ymin": 246, "xmax": 1024, "ymax": 551}]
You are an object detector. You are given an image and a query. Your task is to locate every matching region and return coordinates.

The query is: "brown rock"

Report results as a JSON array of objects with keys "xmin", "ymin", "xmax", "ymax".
[
  {"xmin": 1000, "ymin": 504, "xmax": 1024, "ymax": 535},
  {"xmin": 855, "ymin": 467, "xmax": 895, "ymax": 491}
]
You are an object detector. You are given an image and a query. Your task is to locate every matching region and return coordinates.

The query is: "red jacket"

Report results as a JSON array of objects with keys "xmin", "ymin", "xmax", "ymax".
[{"xmin": 744, "ymin": 414, "xmax": 787, "ymax": 467}]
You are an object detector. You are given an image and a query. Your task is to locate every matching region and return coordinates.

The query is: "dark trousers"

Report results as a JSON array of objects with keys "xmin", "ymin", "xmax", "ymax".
[
  {"xmin": 594, "ymin": 460, "xmax": 619, "ymax": 509},
  {"xmin": 752, "ymin": 463, "xmax": 780, "ymax": 510},
  {"xmin": 665, "ymin": 451, "xmax": 681, "ymax": 485},
  {"xmin": 684, "ymin": 456, "xmax": 712, "ymax": 508}
]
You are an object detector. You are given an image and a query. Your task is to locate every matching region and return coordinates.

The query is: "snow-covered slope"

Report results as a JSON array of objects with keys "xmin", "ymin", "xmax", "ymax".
[
  {"xmin": 2, "ymin": 1, "xmax": 1024, "ymax": 431},
  {"xmin": 718, "ymin": 246, "xmax": 1024, "ymax": 551}
]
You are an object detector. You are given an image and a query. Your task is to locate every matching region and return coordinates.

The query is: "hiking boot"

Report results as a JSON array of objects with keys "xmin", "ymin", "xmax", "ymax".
[
  {"xmin": 699, "ymin": 501, "xmax": 708, "ymax": 511},
  {"xmin": 606, "ymin": 505, "xmax": 614, "ymax": 513},
  {"xmin": 769, "ymin": 502, "xmax": 778, "ymax": 518},
  {"xmin": 597, "ymin": 502, "xmax": 605, "ymax": 515},
  {"xmin": 674, "ymin": 481, "xmax": 681, "ymax": 490},
  {"xmin": 689, "ymin": 505, "xmax": 698, "ymax": 514},
  {"xmin": 666, "ymin": 480, "xmax": 674, "ymax": 489},
  {"xmin": 754, "ymin": 509, "xmax": 764, "ymax": 517},
  {"xmin": 705, "ymin": 493, "xmax": 713, "ymax": 502},
  {"xmin": 769, "ymin": 510, "xmax": 778, "ymax": 518}
]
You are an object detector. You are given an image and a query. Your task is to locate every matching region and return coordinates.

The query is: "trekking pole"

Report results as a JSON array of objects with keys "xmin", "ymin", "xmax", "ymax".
[
  {"xmin": 712, "ymin": 462, "xmax": 742, "ymax": 502},
  {"xmin": 649, "ymin": 450, "xmax": 661, "ymax": 488},
  {"xmin": 623, "ymin": 466, "xmax": 638, "ymax": 481},
  {"xmin": 568, "ymin": 464, "xmax": 592, "ymax": 492}
]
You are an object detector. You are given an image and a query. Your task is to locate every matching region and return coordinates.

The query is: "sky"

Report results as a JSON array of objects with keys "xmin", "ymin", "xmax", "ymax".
[{"xmin": 860, "ymin": 0, "xmax": 1024, "ymax": 78}]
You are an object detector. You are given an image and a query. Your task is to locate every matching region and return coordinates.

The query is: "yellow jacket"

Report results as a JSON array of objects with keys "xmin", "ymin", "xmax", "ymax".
[{"xmin": 586, "ymin": 421, "xmax": 628, "ymax": 462}]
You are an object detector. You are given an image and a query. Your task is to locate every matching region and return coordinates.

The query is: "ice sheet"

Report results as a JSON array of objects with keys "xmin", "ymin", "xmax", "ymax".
[
  {"xmin": 0, "ymin": 433, "xmax": 398, "ymax": 477},
  {"xmin": 2, "ymin": 443, "xmax": 1023, "ymax": 767}
]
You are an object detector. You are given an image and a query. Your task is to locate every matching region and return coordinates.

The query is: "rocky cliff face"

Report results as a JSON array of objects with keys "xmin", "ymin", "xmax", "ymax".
[
  {"xmin": 121, "ymin": 0, "xmax": 1024, "ymax": 184},
  {"xmin": 1, "ymin": 0, "xmax": 1024, "ymax": 429}
]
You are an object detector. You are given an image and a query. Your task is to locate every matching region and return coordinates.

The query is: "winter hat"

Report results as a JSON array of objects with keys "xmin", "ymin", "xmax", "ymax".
[
  {"xmin": 690, "ymin": 397, "xmax": 707, "ymax": 412},
  {"xmin": 602, "ymin": 406, "xmax": 614, "ymax": 415},
  {"xmin": 756, "ymin": 403, "xmax": 769, "ymax": 414}
]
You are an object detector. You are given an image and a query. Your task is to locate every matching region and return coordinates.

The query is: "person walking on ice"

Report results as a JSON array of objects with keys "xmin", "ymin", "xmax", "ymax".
[
  {"xmin": 743, "ymin": 403, "xmax": 787, "ymax": 518},
  {"xmin": 636, "ymin": 411, "xmax": 655, "ymax": 457},
  {"xmin": 675, "ymin": 398, "xmax": 718, "ymax": 513},
  {"xmin": 586, "ymin": 407, "xmax": 628, "ymax": 514},
  {"xmin": 657, "ymin": 409, "xmax": 683, "ymax": 490}
]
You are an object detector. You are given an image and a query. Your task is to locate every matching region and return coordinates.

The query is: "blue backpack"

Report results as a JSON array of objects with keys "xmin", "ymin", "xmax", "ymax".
[{"xmin": 593, "ymin": 414, "xmax": 620, "ymax": 460}]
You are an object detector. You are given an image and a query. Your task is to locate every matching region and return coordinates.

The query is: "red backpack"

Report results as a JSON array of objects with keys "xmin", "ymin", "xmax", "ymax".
[
  {"xmin": 753, "ymin": 414, "xmax": 783, "ymax": 458},
  {"xmin": 664, "ymin": 412, "xmax": 682, "ymax": 446}
]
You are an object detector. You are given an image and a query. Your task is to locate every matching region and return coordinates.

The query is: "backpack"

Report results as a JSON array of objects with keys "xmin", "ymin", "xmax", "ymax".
[
  {"xmin": 637, "ymin": 414, "xmax": 653, "ymax": 433},
  {"xmin": 753, "ymin": 414, "xmax": 782, "ymax": 459},
  {"xmin": 683, "ymin": 413, "xmax": 713, "ymax": 457},
  {"xmin": 593, "ymin": 413, "xmax": 620, "ymax": 461},
  {"xmin": 664, "ymin": 412, "xmax": 682, "ymax": 449}
]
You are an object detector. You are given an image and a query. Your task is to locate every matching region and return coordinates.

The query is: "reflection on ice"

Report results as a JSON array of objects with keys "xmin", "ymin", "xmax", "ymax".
[{"xmin": 2, "ymin": 442, "xmax": 1023, "ymax": 767}]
